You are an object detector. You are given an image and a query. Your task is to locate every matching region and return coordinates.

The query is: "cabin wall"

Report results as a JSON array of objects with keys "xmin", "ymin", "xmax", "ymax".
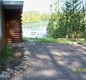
[{"xmin": 5, "ymin": 9, "xmax": 22, "ymax": 43}]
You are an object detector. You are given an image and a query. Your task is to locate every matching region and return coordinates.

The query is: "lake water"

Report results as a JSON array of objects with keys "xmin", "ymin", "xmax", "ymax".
[
  {"xmin": 22, "ymin": 21, "xmax": 48, "ymax": 38},
  {"xmin": 22, "ymin": 27, "xmax": 47, "ymax": 38}
]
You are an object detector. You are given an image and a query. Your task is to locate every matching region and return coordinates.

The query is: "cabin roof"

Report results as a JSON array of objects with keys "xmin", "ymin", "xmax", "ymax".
[{"xmin": 3, "ymin": 0, "xmax": 24, "ymax": 10}]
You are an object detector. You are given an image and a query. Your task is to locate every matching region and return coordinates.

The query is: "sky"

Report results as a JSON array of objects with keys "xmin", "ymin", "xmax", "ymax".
[
  {"xmin": 23, "ymin": 0, "xmax": 51, "ymax": 13},
  {"xmin": 22, "ymin": 0, "xmax": 86, "ymax": 13}
]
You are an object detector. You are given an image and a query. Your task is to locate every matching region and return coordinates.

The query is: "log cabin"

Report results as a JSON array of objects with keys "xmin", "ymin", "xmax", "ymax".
[{"xmin": 0, "ymin": 0, "xmax": 24, "ymax": 53}]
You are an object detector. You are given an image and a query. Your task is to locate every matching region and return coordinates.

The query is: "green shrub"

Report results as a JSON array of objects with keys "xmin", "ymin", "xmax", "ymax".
[
  {"xmin": 0, "ymin": 44, "xmax": 11, "ymax": 71},
  {"xmin": 1, "ymin": 44, "xmax": 11, "ymax": 58}
]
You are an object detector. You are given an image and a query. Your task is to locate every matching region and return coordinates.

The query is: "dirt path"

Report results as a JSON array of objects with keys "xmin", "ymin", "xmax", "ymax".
[{"xmin": 10, "ymin": 43, "xmax": 86, "ymax": 80}]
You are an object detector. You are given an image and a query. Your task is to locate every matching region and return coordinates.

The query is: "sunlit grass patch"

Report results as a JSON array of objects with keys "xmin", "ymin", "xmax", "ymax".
[{"xmin": 23, "ymin": 37, "xmax": 86, "ymax": 44}]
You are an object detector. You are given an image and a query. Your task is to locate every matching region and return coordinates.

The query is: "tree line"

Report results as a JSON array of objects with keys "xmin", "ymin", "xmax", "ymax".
[
  {"xmin": 22, "ymin": 11, "xmax": 50, "ymax": 23},
  {"xmin": 47, "ymin": 0, "xmax": 86, "ymax": 39}
]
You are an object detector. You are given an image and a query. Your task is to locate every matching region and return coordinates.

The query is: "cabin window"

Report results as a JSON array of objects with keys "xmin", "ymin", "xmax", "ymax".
[{"xmin": 0, "ymin": 4, "xmax": 2, "ymax": 40}]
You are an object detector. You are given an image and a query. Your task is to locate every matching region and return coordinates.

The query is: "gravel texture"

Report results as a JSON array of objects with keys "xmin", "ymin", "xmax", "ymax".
[{"xmin": 9, "ymin": 42, "xmax": 86, "ymax": 80}]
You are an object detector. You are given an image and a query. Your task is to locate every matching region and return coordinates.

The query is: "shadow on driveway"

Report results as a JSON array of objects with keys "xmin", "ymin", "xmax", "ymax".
[{"xmin": 11, "ymin": 43, "xmax": 86, "ymax": 80}]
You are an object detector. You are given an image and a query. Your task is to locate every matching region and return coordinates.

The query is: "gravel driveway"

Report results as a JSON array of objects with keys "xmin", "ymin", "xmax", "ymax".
[{"xmin": 10, "ymin": 43, "xmax": 86, "ymax": 80}]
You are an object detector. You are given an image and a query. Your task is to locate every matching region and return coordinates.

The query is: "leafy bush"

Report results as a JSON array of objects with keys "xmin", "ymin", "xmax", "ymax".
[
  {"xmin": 1, "ymin": 44, "xmax": 11, "ymax": 58},
  {"xmin": 0, "ymin": 44, "xmax": 11, "ymax": 71}
]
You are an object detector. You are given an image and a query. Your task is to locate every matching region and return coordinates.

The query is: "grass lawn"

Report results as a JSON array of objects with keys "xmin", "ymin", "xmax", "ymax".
[{"xmin": 23, "ymin": 38, "xmax": 86, "ymax": 44}]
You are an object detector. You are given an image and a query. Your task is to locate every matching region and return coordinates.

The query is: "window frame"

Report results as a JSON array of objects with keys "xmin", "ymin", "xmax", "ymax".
[{"xmin": 0, "ymin": 3, "xmax": 2, "ymax": 40}]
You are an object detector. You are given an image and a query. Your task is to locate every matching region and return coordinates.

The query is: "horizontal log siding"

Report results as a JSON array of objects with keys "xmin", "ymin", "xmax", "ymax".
[
  {"xmin": 5, "ymin": 9, "xmax": 22, "ymax": 43},
  {"xmin": 0, "ymin": 5, "xmax": 7, "ymax": 53}
]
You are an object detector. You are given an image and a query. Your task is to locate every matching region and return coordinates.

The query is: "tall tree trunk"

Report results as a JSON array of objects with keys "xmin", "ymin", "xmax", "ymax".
[{"xmin": 72, "ymin": 33, "xmax": 74, "ymax": 39}]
